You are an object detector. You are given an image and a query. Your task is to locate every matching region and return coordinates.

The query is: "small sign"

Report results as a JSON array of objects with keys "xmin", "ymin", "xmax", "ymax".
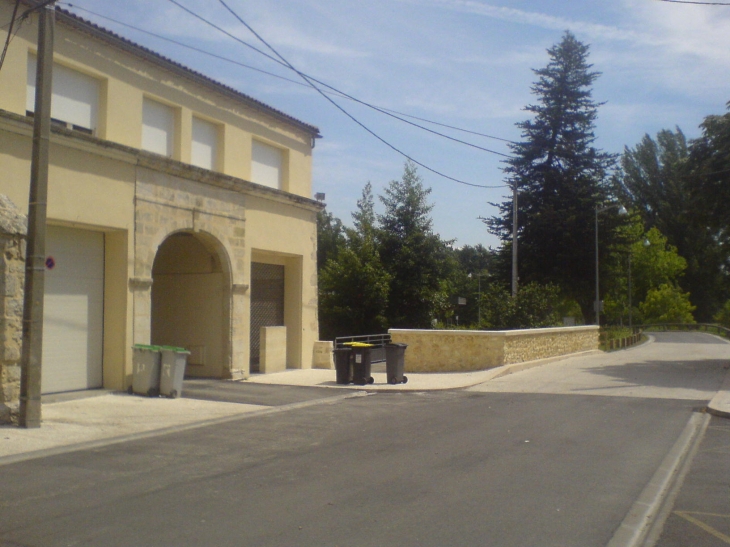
[
  {"xmin": 45, "ymin": 256, "xmax": 56, "ymax": 270},
  {"xmin": 355, "ymin": 354, "xmax": 362, "ymax": 364}
]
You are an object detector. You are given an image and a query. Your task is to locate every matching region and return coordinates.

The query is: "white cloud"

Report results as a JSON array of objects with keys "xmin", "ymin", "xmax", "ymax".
[{"xmin": 407, "ymin": 0, "xmax": 655, "ymax": 44}]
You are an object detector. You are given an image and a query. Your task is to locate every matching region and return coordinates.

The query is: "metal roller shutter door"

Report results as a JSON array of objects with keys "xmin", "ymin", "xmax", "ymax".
[{"xmin": 41, "ymin": 226, "xmax": 104, "ymax": 394}]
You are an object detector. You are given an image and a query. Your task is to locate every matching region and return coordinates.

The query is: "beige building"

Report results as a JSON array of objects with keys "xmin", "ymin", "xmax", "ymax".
[{"xmin": 0, "ymin": 1, "xmax": 323, "ymax": 407}]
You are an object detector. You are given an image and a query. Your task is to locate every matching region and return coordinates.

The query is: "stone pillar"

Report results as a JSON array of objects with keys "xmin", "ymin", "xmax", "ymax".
[
  {"xmin": 312, "ymin": 341, "xmax": 334, "ymax": 369},
  {"xmin": 0, "ymin": 195, "xmax": 27, "ymax": 424}
]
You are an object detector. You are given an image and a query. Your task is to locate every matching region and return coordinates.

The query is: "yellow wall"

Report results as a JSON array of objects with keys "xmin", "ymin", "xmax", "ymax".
[
  {"xmin": 0, "ymin": 2, "xmax": 316, "ymax": 198},
  {"xmin": 0, "ymin": 1, "xmax": 322, "ymax": 395}
]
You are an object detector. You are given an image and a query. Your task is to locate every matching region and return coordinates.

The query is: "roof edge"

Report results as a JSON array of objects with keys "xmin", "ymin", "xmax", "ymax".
[{"xmin": 33, "ymin": 3, "xmax": 321, "ymax": 138}]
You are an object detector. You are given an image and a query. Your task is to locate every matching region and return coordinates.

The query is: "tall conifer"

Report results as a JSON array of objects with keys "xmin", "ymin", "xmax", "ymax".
[{"xmin": 487, "ymin": 31, "xmax": 619, "ymax": 318}]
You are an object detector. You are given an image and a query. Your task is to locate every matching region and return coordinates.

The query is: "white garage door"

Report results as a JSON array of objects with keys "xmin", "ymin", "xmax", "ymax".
[{"xmin": 41, "ymin": 226, "xmax": 104, "ymax": 394}]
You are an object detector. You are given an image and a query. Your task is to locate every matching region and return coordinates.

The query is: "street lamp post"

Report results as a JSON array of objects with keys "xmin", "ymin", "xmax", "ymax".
[
  {"xmin": 595, "ymin": 204, "xmax": 627, "ymax": 326},
  {"xmin": 628, "ymin": 239, "xmax": 650, "ymax": 330},
  {"xmin": 468, "ymin": 272, "xmax": 484, "ymax": 327}
]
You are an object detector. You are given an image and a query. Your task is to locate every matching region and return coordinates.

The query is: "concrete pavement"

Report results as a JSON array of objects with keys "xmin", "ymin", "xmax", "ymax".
[{"xmin": 1, "ymin": 334, "xmax": 728, "ymax": 465}]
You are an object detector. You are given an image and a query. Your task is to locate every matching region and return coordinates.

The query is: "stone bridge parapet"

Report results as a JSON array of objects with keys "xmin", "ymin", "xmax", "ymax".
[{"xmin": 389, "ymin": 326, "xmax": 599, "ymax": 373}]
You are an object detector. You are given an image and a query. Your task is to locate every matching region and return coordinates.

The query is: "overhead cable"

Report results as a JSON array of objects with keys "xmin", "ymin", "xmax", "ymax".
[
  {"xmin": 64, "ymin": 2, "xmax": 515, "ymax": 149},
  {"xmin": 164, "ymin": 0, "xmax": 507, "ymax": 188},
  {"xmin": 656, "ymin": 0, "xmax": 730, "ymax": 5},
  {"xmin": 0, "ymin": 0, "xmax": 22, "ymax": 72}
]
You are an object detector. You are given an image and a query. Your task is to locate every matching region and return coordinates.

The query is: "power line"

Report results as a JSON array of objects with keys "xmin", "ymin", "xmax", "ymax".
[
  {"xmin": 170, "ymin": 0, "xmax": 506, "ymax": 188},
  {"xmin": 0, "ymin": 0, "xmax": 22, "ymax": 72},
  {"xmin": 61, "ymin": 3, "xmax": 515, "ymax": 151},
  {"xmin": 164, "ymin": 0, "xmax": 512, "ymax": 155},
  {"xmin": 656, "ymin": 0, "xmax": 730, "ymax": 5}
]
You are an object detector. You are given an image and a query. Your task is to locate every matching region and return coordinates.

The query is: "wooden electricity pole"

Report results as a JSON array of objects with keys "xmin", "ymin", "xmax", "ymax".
[
  {"xmin": 19, "ymin": 2, "xmax": 55, "ymax": 428},
  {"xmin": 511, "ymin": 184, "xmax": 518, "ymax": 298}
]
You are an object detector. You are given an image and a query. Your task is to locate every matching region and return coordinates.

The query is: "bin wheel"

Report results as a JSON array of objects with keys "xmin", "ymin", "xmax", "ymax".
[
  {"xmin": 168, "ymin": 389, "xmax": 178, "ymax": 399},
  {"xmin": 388, "ymin": 377, "xmax": 397, "ymax": 384},
  {"xmin": 368, "ymin": 377, "xmax": 374, "ymax": 384},
  {"xmin": 402, "ymin": 376, "xmax": 408, "ymax": 384},
  {"xmin": 147, "ymin": 388, "xmax": 159, "ymax": 397}
]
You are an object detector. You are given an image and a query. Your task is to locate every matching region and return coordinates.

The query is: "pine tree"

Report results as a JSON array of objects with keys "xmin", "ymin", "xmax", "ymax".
[
  {"xmin": 487, "ymin": 31, "xmax": 619, "ymax": 319},
  {"xmin": 378, "ymin": 161, "xmax": 449, "ymax": 328},
  {"xmin": 318, "ymin": 184, "xmax": 390, "ymax": 339}
]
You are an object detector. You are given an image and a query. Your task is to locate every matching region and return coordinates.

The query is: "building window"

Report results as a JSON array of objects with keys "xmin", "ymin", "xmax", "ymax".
[
  {"xmin": 251, "ymin": 140, "xmax": 283, "ymax": 190},
  {"xmin": 191, "ymin": 116, "xmax": 218, "ymax": 170},
  {"xmin": 26, "ymin": 54, "xmax": 99, "ymax": 134},
  {"xmin": 142, "ymin": 97, "xmax": 175, "ymax": 157}
]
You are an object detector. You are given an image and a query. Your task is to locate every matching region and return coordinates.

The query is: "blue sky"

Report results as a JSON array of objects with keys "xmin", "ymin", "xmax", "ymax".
[{"xmin": 62, "ymin": 0, "xmax": 730, "ymax": 248}]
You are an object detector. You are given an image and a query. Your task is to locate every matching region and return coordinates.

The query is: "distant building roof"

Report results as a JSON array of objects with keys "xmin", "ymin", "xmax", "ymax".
[{"xmin": 47, "ymin": 4, "xmax": 321, "ymax": 138}]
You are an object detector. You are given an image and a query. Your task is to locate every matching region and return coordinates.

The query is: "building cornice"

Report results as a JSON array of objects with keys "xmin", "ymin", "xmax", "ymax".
[{"xmin": 0, "ymin": 110, "xmax": 325, "ymax": 213}]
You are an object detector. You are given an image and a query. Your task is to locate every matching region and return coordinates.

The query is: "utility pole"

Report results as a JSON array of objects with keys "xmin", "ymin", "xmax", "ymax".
[
  {"xmin": 511, "ymin": 184, "xmax": 518, "ymax": 298},
  {"xmin": 19, "ymin": 2, "xmax": 55, "ymax": 428}
]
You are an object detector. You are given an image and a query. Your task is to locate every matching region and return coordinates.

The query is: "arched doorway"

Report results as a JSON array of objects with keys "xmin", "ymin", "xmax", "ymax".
[{"xmin": 151, "ymin": 231, "xmax": 231, "ymax": 378}]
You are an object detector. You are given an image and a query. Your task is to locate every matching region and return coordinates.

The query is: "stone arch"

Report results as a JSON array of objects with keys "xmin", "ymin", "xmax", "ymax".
[{"xmin": 150, "ymin": 229, "xmax": 232, "ymax": 378}]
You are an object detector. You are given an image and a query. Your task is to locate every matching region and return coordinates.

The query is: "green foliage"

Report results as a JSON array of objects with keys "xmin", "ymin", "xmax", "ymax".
[
  {"xmin": 639, "ymin": 283, "xmax": 696, "ymax": 324},
  {"xmin": 378, "ymin": 161, "xmax": 451, "ymax": 328},
  {"xmin": 713, "ymin": 300, "xmax": 730, "ymax": 328},
  {"xmin": 486, "ymin": 31, "xmax": 621, "ymax": 318},
  {"xmin": 318, "ymin": 184, "xmax": 391, "ymax": 340},
  {"xmin": 318, "ymin": 242, "xmax": 391, "ymax": 340},
  {"xmin": 317, "ymin": 209, "xmax": 345, "ymax": 270},
  {"xmin": 480, "ymin": 282, "xmax": 562, "ymax": 330},
  {"xmin": 688, "ymin": 104, "xmax": 730, "ymax": 231},
  {"xmin": 616, "ymin": 123, "xmax": 730, "ymax": 321},
  {"xmin": 630, "ymin": 227, "xmax": 686, "ymax": 299}
]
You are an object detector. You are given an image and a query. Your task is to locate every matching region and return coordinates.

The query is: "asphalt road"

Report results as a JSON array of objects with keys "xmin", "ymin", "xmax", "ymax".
[
  {"xmin": 0, "ymin": 332, "xmax": 727, "ymax": 547},
  {"xmin": 654, "ymin": 415, "xmax": 730, "ymax": 546}
]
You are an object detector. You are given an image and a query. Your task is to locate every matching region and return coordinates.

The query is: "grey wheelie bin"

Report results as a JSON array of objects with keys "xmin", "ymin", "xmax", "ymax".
[
  {"xmin": 349, "ymin": 343, "xmax": 375, "ymax": 385},
  {"xmin": 159, "ymin": 346, "xmax": 190, "ymax": 398},
  {"xmin": 334, "ymin": 347, "xmax": 353, "ymax": 384},
  {"xmin": 132, "ymin": 344, "xmax": 161, "ymax": 397},
  {"xmin": 385, "ymin": 343, "xmax": 408, "ymax": 384}
]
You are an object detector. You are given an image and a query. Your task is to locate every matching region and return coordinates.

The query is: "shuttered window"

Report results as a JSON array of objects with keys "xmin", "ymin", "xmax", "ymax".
[
  {"xmin": 191, "ymin": 116, "xmax": 218, "ymax": 170},
  {"xmin": 27, "ymin": 54, "xmax": 100, "ymax": 133},
  {"xmin": 142, "ymin": 97, "xmax": 175, "ymax": 157},
  {"xmin": 251, "ymin": 140, "xmax": 283, "ymax": 190}
]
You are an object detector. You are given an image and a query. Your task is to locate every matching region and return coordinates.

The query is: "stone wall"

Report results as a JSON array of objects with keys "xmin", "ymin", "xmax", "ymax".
[
  {"xmin": 389, "ymin": 326, "xmax": 599, "ymax": 373},
  {"xmin": 0, "ymin": 195, "xmax": 27, "ymax": 423},
  {"xmin": 503, "ymin": 327, "xmax": 599, "ymax": 365}
]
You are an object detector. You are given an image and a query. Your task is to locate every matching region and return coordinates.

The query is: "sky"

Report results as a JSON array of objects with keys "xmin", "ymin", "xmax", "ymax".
[{"xmin": 55, "ymin": 0, "xmax": 730, "ymax": 249}]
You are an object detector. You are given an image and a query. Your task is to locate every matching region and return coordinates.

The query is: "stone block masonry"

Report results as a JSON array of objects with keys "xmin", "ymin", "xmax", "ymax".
[
  {"xmin": 0, "ymin": 195, "xmax": 27, "ymax": 423},
  {"xmin": 389, "ymin": 326, "xmax": 599, "ymax": 373}
]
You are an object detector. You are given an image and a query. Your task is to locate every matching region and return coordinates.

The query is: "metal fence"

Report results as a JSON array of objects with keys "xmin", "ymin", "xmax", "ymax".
[{"xmin": 334, "ymin": 333, "xmax": 391, "ymax": 363}]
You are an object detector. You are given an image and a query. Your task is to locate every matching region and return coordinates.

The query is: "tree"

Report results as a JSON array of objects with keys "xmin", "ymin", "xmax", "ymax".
[
  {"xmin": 378, "ymin": 161, "xmax": 450, "ymax": 328},
  {"xmin": 480, "ymin": 282, "xmax": 562, "ymax": 330},
  {"xmin": 318, "ymin": 184, "xmax": 390, "ymax": 340},
  {"xmin": 318, "ymin": 245, "xmax": 390, "ymax": 339},
  {"xmin": 639, "ymin": 284, "xmax": 696, "ymax": 324},
  {"xmin": 688, "ymin": 103, "xmax": 730, "ymax": 230},
  {"xmin": 713, "ymin": 299, "xmax": 730, "ymax": 327},
  {"xmin": 487, "ymin": 31, "xmax": 620, "ymax": 319},
  {"xmin": 616, "ymin": 126, "xmax": 730, "ymax": 321},
  {"xmin": 317, "ymin": 209, "xmax": 345, "ymax": 271}
]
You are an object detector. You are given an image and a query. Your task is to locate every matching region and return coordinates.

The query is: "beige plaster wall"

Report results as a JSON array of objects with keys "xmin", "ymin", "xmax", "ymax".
[
  {"xmin": 0, "ymin": 3, "xmax": 315, "ymax": 198},
  {"xmin": 389, "ymin": 326, "xmax": 600, "ymax": 373},
  {"xmin": 248, "ymin": 195, "xmax": 319, "ymax": 370},
  {"xmin": 0, "ymin": 1, "xmax": 322, "ymax": 390}
]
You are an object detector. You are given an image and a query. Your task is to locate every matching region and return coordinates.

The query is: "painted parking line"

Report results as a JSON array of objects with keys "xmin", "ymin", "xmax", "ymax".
[{"xmin": 674, "ymin": 511, "xmax": 730, "ymax": 544}]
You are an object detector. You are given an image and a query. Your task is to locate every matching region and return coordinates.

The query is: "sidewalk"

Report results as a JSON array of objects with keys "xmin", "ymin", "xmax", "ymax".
[{"xmin": 2, "ymin": 345, "xmax": 728, "ymax": 465}]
